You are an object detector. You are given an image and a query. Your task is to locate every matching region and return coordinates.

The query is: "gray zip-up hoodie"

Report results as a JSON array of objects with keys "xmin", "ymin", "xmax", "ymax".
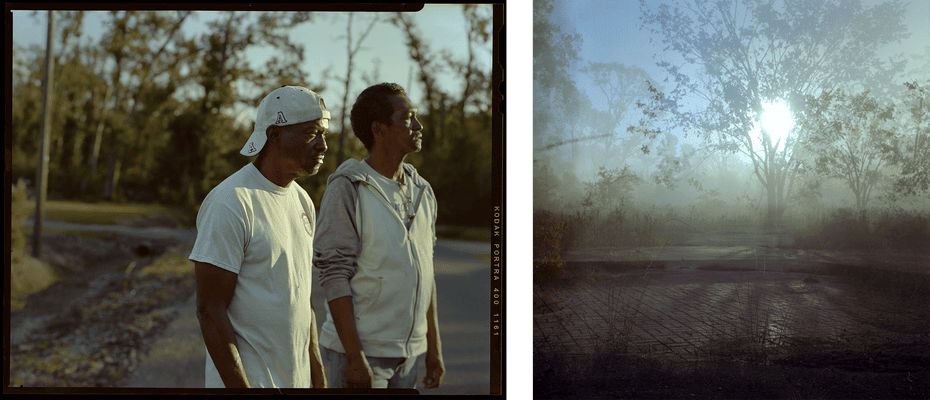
[{"xmin": 313, "ymin": 158, "xmax": 437, "ymax": 358}]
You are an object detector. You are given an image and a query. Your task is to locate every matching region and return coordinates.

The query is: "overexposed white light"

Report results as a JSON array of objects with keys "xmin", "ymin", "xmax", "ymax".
[{"xmin": 760, "ymin": 100, "xmax": 794, "ymax": 144}]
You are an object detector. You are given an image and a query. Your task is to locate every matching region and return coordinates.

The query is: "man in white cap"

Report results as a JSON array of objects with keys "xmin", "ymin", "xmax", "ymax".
[
  {"xmin": 189, "ymin": 85, "xmax": 330, "ymax": 388},
  {"xmin": 314, "ymin": 83, "xmax": 445, "ymax": 389}
]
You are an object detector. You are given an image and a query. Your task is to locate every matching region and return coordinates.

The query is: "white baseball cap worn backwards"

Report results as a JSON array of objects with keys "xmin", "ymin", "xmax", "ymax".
[{"xmin": 241, "ymin": 85, "xmax": 331, "ymax": 156}]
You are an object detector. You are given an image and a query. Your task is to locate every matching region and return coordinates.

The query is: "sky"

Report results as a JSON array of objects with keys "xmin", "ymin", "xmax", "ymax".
[
  {"xmin": 550, "ymin": 0, "xmax": 930, "ymax": 114},
  {"xmin": 542, "ymin": 0, "xmax": 930, "ymax": 183},
  {"xmin": 10, "ymin": 5, "xmax": 494, "ymax": 130}
]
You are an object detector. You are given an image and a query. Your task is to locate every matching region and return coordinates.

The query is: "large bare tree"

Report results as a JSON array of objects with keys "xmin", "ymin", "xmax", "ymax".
[{"xmin": 639, "ymin": 0, "xmax": 909, "ymax": 221}]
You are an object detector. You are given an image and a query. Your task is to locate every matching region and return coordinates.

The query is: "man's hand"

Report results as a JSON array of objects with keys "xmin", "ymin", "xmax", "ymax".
[
  {"xmin": 422, "ymin": 349, "xmax": 445, "ymax": 388},
  {"xmin": 345, "ymin": 354, "xmax": 374, "ymax": 388},
  {"xmin": 310, "ymin": 364, "xmax": 327, "ymax": 389},
  {"xmin": 328, "ymin": 296, "xmax": 372, "ymax": 388},
  {"xmin": 423, "ymin": 282, "xmax": 444, "ymax": 388},
  {"xmin": 308, "ymin": 302, "xmax": 326, "ymax": 388}
]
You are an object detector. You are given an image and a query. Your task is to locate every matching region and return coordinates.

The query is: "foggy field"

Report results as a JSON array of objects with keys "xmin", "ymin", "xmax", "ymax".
[
  {"xmin": 534, "ymin": 203, "xmax": 929, "ymax": 273},
  {"xmin": 533, "ymin": 0, "xmax": 929, "ymax": 396}
]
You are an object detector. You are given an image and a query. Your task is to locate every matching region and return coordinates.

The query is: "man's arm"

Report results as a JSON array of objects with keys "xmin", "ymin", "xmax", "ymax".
[
  {"xmin": 314, "ymin": 177, "xmax": 371, "ymax": 387},
  {"xmin": 308, "ymin": 300, "xmax": 326, "ymax": 388},
  {"xmin": 194, "ymin": 261, "xmax": 250, "ymax": 388},
  {"xmin": 328, "ymin": 296, "xmax": 374, "ymax": 388},
  {"xmin": 422, "ymin": 282, "xmax": 445, "ymax": 388}
]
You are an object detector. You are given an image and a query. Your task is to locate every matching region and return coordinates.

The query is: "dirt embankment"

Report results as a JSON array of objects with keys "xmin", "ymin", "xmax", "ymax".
[{"xmin": 10, "ymin": 232, "xmax": 196, "ymax": 388}]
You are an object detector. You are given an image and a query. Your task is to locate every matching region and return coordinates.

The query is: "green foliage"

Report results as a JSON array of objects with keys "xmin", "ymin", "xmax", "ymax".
[
  {"xmin": 534, "ymin": 210, "xmax": 578, "ymax": 256},
  {"xmin": 10, "ymin": 181, "xmax": 58, "ymax": 310},
  {"xmin": 11, "ymin": 9, "xmax": 492, "ymax": 230},
  {"xmin": 582, "ymin": 166, "xmax": 642, "ymax": 213},
  {"xmin": 390, "ymin": 7, "xmax": 494, "ymax": 228},
  {"xmin": 890, "ymin": 80, "xmax": 930, "ymax": 199},
  {"xmin": 11, "ymin": 180, "xmax": 33, "ymax": 253}
]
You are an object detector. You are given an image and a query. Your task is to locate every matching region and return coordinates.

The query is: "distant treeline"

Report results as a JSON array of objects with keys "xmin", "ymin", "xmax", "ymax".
[{"xmin": 11, "ymin": 9, "xmax": 494, "ymax": 228}]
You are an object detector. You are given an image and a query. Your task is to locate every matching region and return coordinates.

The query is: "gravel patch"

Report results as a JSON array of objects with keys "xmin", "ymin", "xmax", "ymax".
[{"xmin": 10, "ymin": 233, "xmax": 195, "ymax": 388}]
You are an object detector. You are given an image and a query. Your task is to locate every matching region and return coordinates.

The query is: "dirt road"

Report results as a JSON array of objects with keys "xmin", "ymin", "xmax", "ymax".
[{"xmin": 123, "ymin": 239, "xmax": 493, "ymax": 394}]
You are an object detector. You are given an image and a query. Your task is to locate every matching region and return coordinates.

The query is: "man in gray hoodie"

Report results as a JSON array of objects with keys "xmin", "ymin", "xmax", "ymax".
[{"xmin": 313, "ymin": 83, "xmax": 445, "ymax": 389}]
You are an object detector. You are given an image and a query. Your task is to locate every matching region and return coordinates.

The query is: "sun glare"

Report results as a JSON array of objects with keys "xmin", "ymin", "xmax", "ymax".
[{"xmin": 760, "ymin": 100, "xmax": 794, "ymax": 144}]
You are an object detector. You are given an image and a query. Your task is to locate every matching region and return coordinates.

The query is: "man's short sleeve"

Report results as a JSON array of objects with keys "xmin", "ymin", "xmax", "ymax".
[{"xmin": 189, "ymin": 199, "xmax": 248, "ymax": 274}]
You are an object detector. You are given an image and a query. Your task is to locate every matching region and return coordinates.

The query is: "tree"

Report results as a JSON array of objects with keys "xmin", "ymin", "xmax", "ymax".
[
  {"xmin": 533, "ymin": 0, "xmax": 581, "ymax": 96},
  {"xmin": 389, "ymin": 7, "xmax": 494, "ymax": 227},
  {"xmin": 581, "ymin": 166, "xmax": 642, "ymax": 214},
  {"xmin": 535, "ymin": 77, "xmax": 603, "ymax": 157},
  {"xmin": 798, "ymin": 90, "xmax": 898, "ymax": 211},
  {"xmin": 639, "ymin": 0, "xmax": 910, "ymax": 221},
  {"xmin": 332, "ymin": 13, "xmax": 381, "ymax": 166},
  {"xmin": 579, "ymin": 166, "xmax": 643, "ymax": 246},
  {"xmin": 890, "ymin": 80, "xmax": 930, "ymax": 199},
  {"xmin": 155, "ymin": 11, "xmax": 314, "ymax": 207},
  {"xmin": 580, "ymin": 61, "xmax": 657, "ymax": 168},
  {"xmin": 85, "ymin": 10, "xmax": 194, "ymax": 201},
  {"xmin": 533, "ymin": 0, "xmax": 600, "ymax": 156}
]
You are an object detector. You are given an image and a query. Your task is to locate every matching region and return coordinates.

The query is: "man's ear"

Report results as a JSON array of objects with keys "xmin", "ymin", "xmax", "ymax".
[
  {"xmin": 371, "ymin": 121, "xmax": 382, "ymax": 138},
  {"xmin": 266, "ymin": 125, "xmax": 279, "ymax": 142}
]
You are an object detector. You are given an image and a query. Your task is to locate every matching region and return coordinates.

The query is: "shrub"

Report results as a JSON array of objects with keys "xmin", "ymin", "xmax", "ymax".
[
  {"xmin": 534, "ymin": 210, "xmax": 570, "ymax": 285},
  {"xmin": 794, "ymin": 208, "xmax": 873, "ymax": 250},
  {"xmin": 872, "ymin": 210, "xmax": 930, "ymax": 251},
  {"xmin": 795, "ymin": 208, "xmax": 930, "ymax": 252},
  {"xmin": 10, "ymin": 180, "xmax": 58, "ymax": 310},
  {"xmin": 534, "ymin": 210, "xmax": 569, "ymax": 261}
]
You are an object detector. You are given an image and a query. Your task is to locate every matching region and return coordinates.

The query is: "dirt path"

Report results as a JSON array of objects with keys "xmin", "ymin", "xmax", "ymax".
[
  {"xmin": 9, "ymin": 228, "xmax": 493, "ymax": 393},
  {"xmin": 120, "ymin": 239, "xmax": 493, "ymax": 393},
  {"xmin": 9, "ymin": 231, "xmax": 195, "ymax": 388}
]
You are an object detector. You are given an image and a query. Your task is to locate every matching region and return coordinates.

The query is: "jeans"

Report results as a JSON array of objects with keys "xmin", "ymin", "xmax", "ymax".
[{"xmin": 321, "ymin": 346, "xmax": 422, "ymax": 389}]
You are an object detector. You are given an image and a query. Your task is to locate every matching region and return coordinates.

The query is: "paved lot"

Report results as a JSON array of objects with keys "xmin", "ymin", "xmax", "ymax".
[
  {"xmin": 125, "ymin": 239, "xmax": 492, "ymax": 393},
  {"xmin": 534, "ymin": 248, "xmax": 929, "ymax": 362}
]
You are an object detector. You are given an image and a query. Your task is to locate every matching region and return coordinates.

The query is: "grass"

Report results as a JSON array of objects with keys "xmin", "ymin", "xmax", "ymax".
[
  {"xmin": 22, "ymin": 200, "xmax": 193, "ymax": 227},
  {"xmin": 535, "ymin": 206, "xmax": 930, "ymax": 254},
  {"xmin": 10, "ymin": 249, "xmax": 58, "ymax": 312},
  {"xmin": 24, "ymin": 199, "xmax": 486, "ymax": 241}
]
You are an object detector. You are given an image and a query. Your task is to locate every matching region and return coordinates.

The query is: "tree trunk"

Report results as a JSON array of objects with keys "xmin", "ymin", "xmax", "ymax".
[
  {"xmin": 71, "ymin": 126, "xmax": 86, "ymax": 169},
  {"xmin": 338, "ymin": 15, "xmax": 354, "ymax": 165},
  {"xmin": 104, "ymin": 151, "xmax": 121, "ymax": 200},
  {"xmin": 336, "ymin": 14, "xmax": 378, "ymax": 165}
]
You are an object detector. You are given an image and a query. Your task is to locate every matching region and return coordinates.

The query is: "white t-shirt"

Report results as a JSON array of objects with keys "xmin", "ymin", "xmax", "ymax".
[
  {"xmin": 189, "ymin": 163, "xmax": 317, "ymax": 388},
  {"xmin": 360, "ymin": 160, "xmax": 418, "ymax": 224}
]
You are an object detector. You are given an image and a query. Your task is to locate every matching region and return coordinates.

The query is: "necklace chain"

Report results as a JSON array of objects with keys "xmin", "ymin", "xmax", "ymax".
[{"xmin": 398, "ymin": 179, "xmax": 414, "ymax": 221}]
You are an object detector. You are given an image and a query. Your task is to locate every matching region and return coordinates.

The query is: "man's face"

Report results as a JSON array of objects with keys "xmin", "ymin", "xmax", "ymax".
[
  {"xmin": 378, "ymin": 94, "xmax": 423, "ymax": 155},
  {"xmin": 275, "ymin": 118, "xmax": 329, "ymax": 176}
]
